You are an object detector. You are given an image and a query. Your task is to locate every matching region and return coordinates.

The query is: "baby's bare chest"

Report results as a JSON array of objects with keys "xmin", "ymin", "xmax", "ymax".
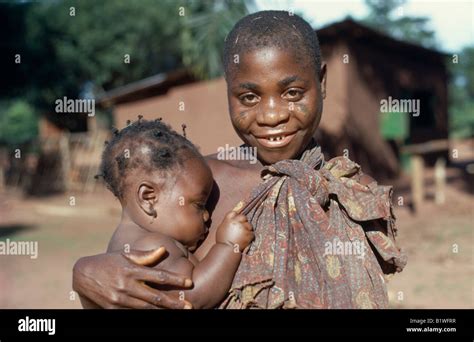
[{"xmin": 194, "ymin": 164, "xmax": 261, "ymax": 259}]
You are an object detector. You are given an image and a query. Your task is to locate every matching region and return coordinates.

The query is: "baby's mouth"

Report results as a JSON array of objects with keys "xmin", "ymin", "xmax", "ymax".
[
  {"xmin": 254, "ymin": 131, "xmax": 297, "ymax": 149},
  {"xmin": 189, "ymin": 231, "xmax": 207, "ymax": 251}
]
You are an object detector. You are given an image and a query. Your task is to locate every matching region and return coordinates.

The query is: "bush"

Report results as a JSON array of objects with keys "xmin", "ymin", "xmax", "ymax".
[{"xmin": 0, "ymin": 99, "xmax": 38, "ymax": 147}]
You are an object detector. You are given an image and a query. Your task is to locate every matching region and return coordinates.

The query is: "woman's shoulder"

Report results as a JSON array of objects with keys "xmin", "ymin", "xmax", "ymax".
[
  {"xmin": 205, "ymin": 154, "xmax": 260, "ymax": 177},
  {"xmin": 205, "ymin": 155, "xmax": 243, "ymax": 176}
]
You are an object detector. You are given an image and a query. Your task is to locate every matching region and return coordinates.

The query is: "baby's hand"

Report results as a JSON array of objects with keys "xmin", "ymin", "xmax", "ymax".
[{"xmin": 216, "ymin": 211, "xmax": 254, "ymax": 252}]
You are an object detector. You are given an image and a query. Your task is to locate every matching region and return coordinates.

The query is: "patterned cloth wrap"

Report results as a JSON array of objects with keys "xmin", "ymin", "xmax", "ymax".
[{"xmin": 219, "ymin": 143, "xmax": 407, "ymax": 309}]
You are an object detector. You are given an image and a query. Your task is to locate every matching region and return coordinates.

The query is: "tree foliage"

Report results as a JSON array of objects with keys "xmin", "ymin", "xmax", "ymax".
[
  {"xmin": 362, "ymin": 0, "xmax": 437, "ymax": 48},
  {"xmin": 0, "ymin": 0, "xmax": 251, "ymax": 114},
  {"xmin": 180, "ymin": 0, "xmax": 252, "ymax": 79},
  {"xmin": 0, "ymin": 100, "xmax": 38, "ymax": 146}
]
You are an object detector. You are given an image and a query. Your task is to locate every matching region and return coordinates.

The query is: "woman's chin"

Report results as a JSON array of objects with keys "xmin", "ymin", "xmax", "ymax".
[
  {"xmin": 246, "ymin": 133, "xmax": 312, "ymax": 164},
  {"xmin": 257, "ymin": 154, "xmax": 289, "ymax": 166},
  {"xmin": 256, "ymin": 144, "xmax": 303, "ymax": 164}
]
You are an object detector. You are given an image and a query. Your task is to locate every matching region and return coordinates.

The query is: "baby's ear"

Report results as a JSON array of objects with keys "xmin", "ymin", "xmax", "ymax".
[{"xmin": 137, "ymin": 181, "xmax": 160, "ymax": 217}]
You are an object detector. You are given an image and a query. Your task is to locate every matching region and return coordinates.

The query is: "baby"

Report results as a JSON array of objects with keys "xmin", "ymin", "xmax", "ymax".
[{"xmin": 91, "ymin": 117, "xmax": 253, "ymax": 309}]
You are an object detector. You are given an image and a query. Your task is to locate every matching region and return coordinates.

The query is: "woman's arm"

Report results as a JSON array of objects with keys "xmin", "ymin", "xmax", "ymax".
[{"xmin": 72, "ymin": 248, "xmax": 193, "ymax": 309}]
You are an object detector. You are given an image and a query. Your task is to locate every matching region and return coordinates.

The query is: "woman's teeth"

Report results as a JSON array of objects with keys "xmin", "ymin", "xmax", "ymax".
[{"xmin": 256, "ymin": 132, "xmax": 297, "ymax": 148}]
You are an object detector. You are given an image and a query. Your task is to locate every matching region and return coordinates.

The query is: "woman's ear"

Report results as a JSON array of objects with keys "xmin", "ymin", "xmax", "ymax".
[
  {"xmin": 320, "ymin": 63, "xmax": 327, "ymax": 99},
  {"xmin": 137, "ymin": 181, "xmax": 160, "ymax": 218}
]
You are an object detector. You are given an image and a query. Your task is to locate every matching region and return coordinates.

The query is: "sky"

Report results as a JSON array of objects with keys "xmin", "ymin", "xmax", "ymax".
[{"xmin": 255, "ymin": 0, "xmax": 474, "ymax": 52}]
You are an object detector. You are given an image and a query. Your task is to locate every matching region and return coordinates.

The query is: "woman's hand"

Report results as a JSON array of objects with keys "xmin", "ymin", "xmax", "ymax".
[{"xmin": 72, "ymin": 247, "xmax": 193, "ymax": 309}]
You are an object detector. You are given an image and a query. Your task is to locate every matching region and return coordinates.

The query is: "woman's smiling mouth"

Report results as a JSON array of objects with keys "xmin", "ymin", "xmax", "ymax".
[{"xmin": 254, "ymin": 131, "xmax": 297, "ymax": 149}]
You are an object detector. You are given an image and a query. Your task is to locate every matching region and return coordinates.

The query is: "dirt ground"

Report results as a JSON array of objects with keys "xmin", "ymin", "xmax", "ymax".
[
  {"xmin": 0, "ymin": 164, "xmax": 472, "ymax": 309},
  {"xmin": 387, "ymin": 169, "xmax": 473, "ymax": 308}
]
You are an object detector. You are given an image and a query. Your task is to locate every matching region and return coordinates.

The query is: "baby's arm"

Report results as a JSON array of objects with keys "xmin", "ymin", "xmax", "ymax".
[{"xmin": 133, "ymin": 211, "xmax": 253, "ymax": 309}]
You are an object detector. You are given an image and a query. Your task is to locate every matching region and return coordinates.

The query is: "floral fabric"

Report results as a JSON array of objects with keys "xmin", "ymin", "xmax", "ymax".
[{"xmin": 219, "ymin": 144, "xmax": 407, "ymax": 309}]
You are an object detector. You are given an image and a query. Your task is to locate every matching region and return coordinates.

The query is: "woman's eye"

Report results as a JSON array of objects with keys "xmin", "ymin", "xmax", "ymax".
[
  {"xmin": 284, "ymin": 89, "xmax": 303, "ymax": 101},
  {"xmin": 239, "ymin": 93, "xmax": 259, "ymax": 105}
]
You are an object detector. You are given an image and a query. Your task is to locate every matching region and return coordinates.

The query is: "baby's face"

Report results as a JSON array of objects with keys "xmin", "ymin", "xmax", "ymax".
[
  {"xmin": 151, "ymin": 156, "xmax": 213, "ymax": 251},
  {"xmin": 226, "ymin": 46, "xmax": 325, "ymax": 165}
]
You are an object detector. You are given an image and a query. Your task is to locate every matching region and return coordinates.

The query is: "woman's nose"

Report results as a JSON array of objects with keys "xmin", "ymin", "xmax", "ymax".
[{"xmin": 256, "ymin": 97, "xmax": 290, "ymax": 126}]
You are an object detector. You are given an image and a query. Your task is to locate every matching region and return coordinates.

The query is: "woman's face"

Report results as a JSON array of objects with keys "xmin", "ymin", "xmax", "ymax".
[{"xmin": 227, "ymin": 46, "xmax": 326, "ymax": 165}]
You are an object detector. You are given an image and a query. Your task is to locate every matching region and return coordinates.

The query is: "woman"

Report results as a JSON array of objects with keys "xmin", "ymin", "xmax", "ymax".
[{"xmin": 73, "ymin": 10, "xmax": 406, "ymax": 309}]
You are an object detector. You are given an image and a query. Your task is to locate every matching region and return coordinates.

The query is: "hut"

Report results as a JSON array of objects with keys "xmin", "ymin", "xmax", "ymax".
[
  {"xmin": 98, "ymin": 19, "xmax": 450, "ymax": 181},
  {"xmin": 316, "ymin": 19, "xmax": 449, "ymax": 179}
]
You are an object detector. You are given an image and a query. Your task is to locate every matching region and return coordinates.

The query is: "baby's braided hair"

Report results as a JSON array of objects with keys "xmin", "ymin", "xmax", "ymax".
[{"xmin": 96, "ymin": 116, "xmax": 199, "ymax": 199}]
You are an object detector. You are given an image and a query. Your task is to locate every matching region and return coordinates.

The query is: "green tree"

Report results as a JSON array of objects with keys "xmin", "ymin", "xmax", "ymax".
[
  {"xmin": 180, "ymin": 0, "xmax": 254, "ymax": 79},
  {"xmin": 1, "ymin": 0, "xmax": 251, "ymax": 111},
  {"xmin": 0, "ymin": 99, "xmax": 38, "ymax": 146},
  {"xmin": 22, "ymin": 0, "xmax": 183, "ymax": 110},
  {"xmin": 362, "ymin": 0, "xmax": 437, "ymax": 48}
]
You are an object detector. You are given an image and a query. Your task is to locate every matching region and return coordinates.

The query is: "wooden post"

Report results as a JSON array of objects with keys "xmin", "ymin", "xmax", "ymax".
[
  {"xmin": 434, "ymin": 157, "xmax": 446, "ymax": 205},
  {"xmin": 84, "ymin": 132, "xmax": 101, "ymax": 193},
  {"xmin": 59, "ymin": 133, "xmax": 71, "ymax": 192},
  {"xmin": 411, "ymin": 154, "xmax": 424, "ymax": 210}
]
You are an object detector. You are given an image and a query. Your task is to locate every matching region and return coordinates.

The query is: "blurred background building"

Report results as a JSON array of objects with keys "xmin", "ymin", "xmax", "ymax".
[
  {"xmin": 0, "ymin": 0, "xmax": 472, "ymax": 309},
  {"xmin": 97, "ymin": 19, "xmax": 451, "ymax": 180}
]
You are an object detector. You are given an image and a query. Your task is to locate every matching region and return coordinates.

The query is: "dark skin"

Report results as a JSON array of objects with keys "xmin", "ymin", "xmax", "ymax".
[
  {"xmin": 100, "ymin": 155, "xmax": 254, "ymax": 309},
  {"xmin": 73, "ymin": 46, "xmax": 330, "ymax": 308}
]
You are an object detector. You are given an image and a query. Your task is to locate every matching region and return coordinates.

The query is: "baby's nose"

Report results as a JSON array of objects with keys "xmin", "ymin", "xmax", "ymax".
[{"xmin": 203, "ymin": 209, "xmax": 210, "ymax": 222}]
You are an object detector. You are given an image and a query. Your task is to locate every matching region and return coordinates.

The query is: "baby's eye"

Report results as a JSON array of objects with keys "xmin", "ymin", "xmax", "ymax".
[
  {"xmin": 239, "ymin": 93, "xmax": 260, "ymax": 106},
  {"xmin": 194, "ymin": 202, "xmax": 206, "ymax": 211}
]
